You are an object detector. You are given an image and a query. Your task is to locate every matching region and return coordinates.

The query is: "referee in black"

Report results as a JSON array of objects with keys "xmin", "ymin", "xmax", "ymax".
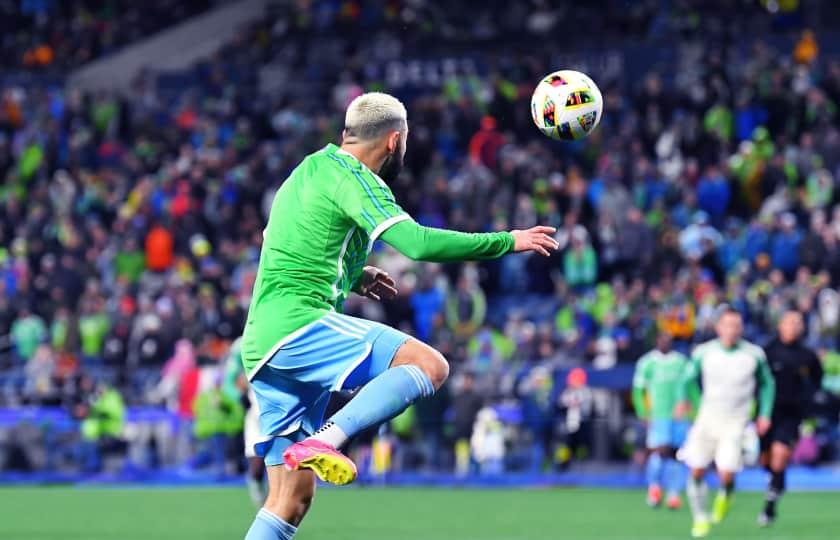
[{"xmin": 758, "ymin": 309, "xmax": 823, "ymax": 526}]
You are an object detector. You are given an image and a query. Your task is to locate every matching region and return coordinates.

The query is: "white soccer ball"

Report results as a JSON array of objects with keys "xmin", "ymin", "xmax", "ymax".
[{"xmin": 530, "ymin": 70, "xmax": 603, "ymax": 141}]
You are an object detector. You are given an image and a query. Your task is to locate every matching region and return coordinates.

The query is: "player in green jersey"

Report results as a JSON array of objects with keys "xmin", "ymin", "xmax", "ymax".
[
  {"xmin": 242, "ymin": 92, "xmax": 559, "ymax": 540},
  {"xmin": 632, "ymin": 333, "xmax": 690, "ymax": 510}
]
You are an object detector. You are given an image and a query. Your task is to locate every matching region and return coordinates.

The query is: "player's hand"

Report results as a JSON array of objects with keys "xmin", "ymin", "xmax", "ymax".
[
  {"xmin": 673, "ymin": 401, "xmax": 690, "ymax": 419},
  {"xmin": 355, "ymin": 266, "xmax": 398, "ymax": 301},
  {"xmin": 510, "ymin": 226, "xmax": 559, "ymax": 256},
  {"xmin": 756, "ymin": 416, "xmax": 772, "ymax": 436}
]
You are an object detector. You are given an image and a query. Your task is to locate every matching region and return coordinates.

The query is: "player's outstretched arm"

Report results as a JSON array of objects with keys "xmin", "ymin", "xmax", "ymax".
[{"xmin": 380, "ymin": 220, "xmax": 558, "ymax": 262}]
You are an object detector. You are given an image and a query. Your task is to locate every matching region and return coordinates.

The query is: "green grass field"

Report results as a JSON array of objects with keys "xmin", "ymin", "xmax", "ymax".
[{"xmin": 0, "ymin": 486, "xmax": 838, "ymax": 540}]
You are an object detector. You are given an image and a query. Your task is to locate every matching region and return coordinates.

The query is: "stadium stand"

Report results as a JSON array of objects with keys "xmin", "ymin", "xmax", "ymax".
[{"xmin": 1, "ymin": 0, "xmax": 840, "ymax": 479}]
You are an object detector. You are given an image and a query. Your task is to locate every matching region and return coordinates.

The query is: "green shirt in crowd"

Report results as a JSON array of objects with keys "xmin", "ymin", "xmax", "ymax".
[
  {"xmin": 114, "ymin": 250, "xmax": 147, "ymax": 283},
  {"xmin": 81, "ymin": 387, "xmax": 126, "ymax": 441},
  {"xmin": 193, "ymin": 388, "xmax": 245, "ymax": 439},
  {"xmin": 11, "ymin": 315, "xmax": 47, "ymax": 360},
  {"xmin": 79, "ymin": 313, "xmax": 111, "ymax": 357}
]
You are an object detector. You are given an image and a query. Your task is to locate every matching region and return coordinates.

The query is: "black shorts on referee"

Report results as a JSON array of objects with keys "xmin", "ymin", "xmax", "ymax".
[{"xmin": 759, "ymin": 413, "xmax": 800, "ymax": 452}]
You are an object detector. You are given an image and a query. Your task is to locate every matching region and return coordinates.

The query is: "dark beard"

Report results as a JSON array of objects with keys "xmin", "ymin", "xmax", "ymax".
[{"xmin": 378, "ymin": 151, "xmax": 403, "ymax": 184}]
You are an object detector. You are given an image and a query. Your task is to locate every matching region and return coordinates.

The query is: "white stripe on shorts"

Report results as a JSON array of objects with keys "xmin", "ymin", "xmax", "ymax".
[
  {"xmin": 319, "ymin": 318, "xmax": 365, "ymax": 340},
  {"xmin": 323, "ymin": 314, "xmax": 371, "ymax": 335}
]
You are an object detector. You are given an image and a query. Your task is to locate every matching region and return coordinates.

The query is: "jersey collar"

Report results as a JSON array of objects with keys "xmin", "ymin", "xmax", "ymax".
[
  {"xmin": 329, "ymin": 144, "xmax": 389, "ymax": 187},
  {"xmin": 716, "ymin": 339, "xmax": 742, "ymax": 352}
]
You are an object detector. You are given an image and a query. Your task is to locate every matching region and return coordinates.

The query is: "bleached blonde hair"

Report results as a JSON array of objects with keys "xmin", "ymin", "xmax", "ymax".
[{"xmin": 344, "ymin": 92, "xmax": 407, "ymax": 141}]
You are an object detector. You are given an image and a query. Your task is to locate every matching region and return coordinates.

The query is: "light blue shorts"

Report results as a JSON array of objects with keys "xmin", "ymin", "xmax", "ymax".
[
  {"xmin": 250, "ymin": 312, "xmax": 412, "ymax": 465},
  {"xmin": 647, "ymin": 419, "xmax": 689, "ymax": 449}
]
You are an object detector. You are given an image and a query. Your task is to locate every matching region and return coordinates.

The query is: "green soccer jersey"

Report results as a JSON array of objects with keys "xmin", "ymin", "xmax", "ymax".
[
  {"xmin": 632, "ymin": 349, "xmax": 688, "ymax": 420},
  {"xmin": 241, "ymin": 143, "xmax": 514, "ymax": 377}
]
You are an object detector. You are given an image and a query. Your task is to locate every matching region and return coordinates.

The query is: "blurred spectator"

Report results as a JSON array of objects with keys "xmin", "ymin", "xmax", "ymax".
[
  {"xmin": 410, "ymin": 270, "xmax": 445, "ymax": 343},
  {"xmin": 470, "ymin": 406, "xmax": 504, "ymax": 476},
  {"xmin": 696, "ymin": 166, "xmax": 730, "ymax": 225},
  {"xmin": 446, "ymin": 270, "xmax": 487, "ymax": 341},
  {"xmin": 11, "ymin": 306, "xmax": 46, "ymax": 363},
  {"xmin": 145, "ymin": 222, "xmax": 174, "ymax": 272},
  {"xmin": 563, "ymin": 226, "xmax": 597, "ymax": 291},
  {"xmin": 794, "ymin": 29, "xmax": 819, "ymax": 65},
  {"xmin": 192, "ymin": 380, "xmax": 244, "ymax": 475},
  {"xmin": 453, "ymin": 372, "xmax": 484, "ymax": 476},
  {"xmin": 557, "ymin": 368, "xmax": 593, "ymax": 468},
  {"xmin": 771, "ymin": 213, "xmax": 803, "ymax": 278},
  {"xmin": 617, "ymin": 207, "xmax": 655, "ymax": 278},
  {"xmin": 76, "ymin": 378, "xmax": 126, "ymax": 473},
  {"xmin": 468, "ymin": 116, "xmax": 505, "ymax": 170},
  {"xmin": 23, "ymin": 344, "xmax": 57, "ymax": 404}
]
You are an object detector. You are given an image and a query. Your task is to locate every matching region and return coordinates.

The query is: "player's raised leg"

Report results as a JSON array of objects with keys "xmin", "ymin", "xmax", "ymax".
[
  {"xmin": 245, "ymin": 462, "xmax": 315, "ymax": 540},
  {"xmin": 284, "ymin": 338, "xmax": 448, "ymax": 484}
]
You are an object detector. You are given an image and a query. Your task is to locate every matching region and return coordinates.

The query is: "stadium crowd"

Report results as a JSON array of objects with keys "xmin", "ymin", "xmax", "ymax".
[
  {"xmin": 0, "ymin": 0, "xmax": 216, "ymax": 71},
  {"xmin": 1, "ymin": 0, "xmax": 840, "ymax": 474}
]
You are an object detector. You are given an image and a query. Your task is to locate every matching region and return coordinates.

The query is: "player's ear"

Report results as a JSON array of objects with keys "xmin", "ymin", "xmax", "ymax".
[{"xmin": 386, "ymin": 131, "xmax": 400, "ymax": 154}]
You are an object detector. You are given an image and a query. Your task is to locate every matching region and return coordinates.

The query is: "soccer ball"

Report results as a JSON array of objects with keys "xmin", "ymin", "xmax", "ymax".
[{"xmin": 530, "ymin": 70, "xmax": 603, "ymax": 141}]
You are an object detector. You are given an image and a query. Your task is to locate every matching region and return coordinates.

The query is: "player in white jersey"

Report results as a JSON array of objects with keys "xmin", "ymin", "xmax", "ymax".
[{"xmin": 675, "ymin": 307, "xmax": 775, "ymax": 538}]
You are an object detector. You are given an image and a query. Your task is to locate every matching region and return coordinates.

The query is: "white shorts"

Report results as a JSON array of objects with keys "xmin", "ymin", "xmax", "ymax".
[
  {"xmin": 244, "ymin": 389, "xmax": 261, "ymax": 459},
  {"xmin": 679, "ymin": 413, "xmax": 748, "ymax": 472}
]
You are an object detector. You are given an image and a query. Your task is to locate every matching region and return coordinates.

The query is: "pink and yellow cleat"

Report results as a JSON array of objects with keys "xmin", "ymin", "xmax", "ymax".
[{"xmin": 283, "ymin": 439, "xmax": 358, "ymax": 486}]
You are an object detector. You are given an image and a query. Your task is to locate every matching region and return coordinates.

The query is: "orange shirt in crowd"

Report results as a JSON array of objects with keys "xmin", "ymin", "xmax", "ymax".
[{"xmin": 145, "ymin": 225, "xmax": 174, "ymax": 271}]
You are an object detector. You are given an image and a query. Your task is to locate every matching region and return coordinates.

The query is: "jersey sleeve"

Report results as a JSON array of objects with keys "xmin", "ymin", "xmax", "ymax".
[
  {"xmin": 755, "ymin": 348, "xmax": 776, "ymax": 419},
  {"xmin": 381, "ymin": 219, "xmax": 514, "ymax": 262},
  {"xmin": 336, "ymin": 171, "xmax": 410, "ymax": 242},
  {"xmin": 677, "ymin": 346, "xmax": 703, "ymax": 402}
]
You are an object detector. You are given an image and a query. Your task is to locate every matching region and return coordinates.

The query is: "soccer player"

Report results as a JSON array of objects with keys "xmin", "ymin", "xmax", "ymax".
[
  {"xmin": 757, "ymin": 309, "xmax": 823, "ymax": 527},
  {"xmin": 675, "ymin": 306, "xmax": 775, "ymax": 538},
  {"xmin": 241, "ymin": 92, "xmax": 559, "ymax": 540},
  {"xmin": 632, "ymin": 333, "xmax": 689, "ymax": 510}
]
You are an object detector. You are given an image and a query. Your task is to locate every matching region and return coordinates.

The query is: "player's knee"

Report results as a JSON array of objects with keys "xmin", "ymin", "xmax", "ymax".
[
  {"xmin": 396, "ymin": 340, "xmax": 449, "ymax": 390},
  {"xmin": 420, "ymin": 347, "xmax": 449, "ymax": 390}
]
